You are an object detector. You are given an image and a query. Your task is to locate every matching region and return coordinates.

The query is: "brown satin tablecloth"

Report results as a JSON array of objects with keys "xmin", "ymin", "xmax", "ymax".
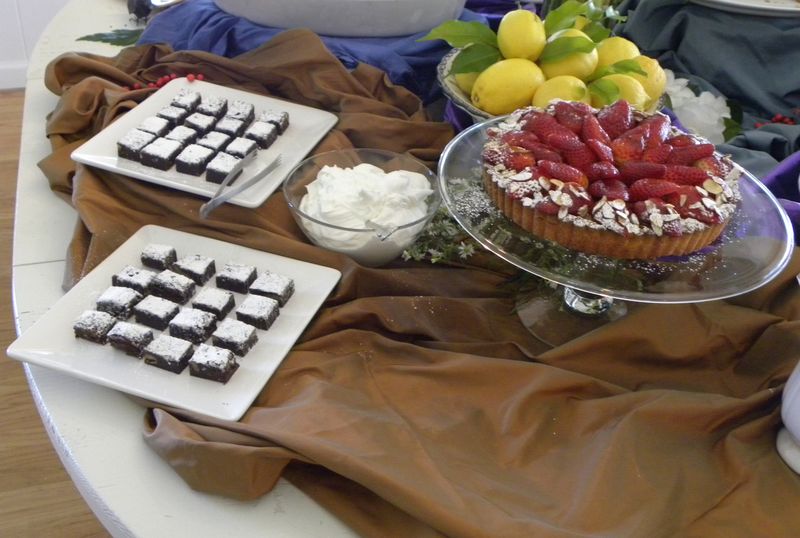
[{"xmin": 38, "ymin": 29, "xmax": 800, "ymax": 538}]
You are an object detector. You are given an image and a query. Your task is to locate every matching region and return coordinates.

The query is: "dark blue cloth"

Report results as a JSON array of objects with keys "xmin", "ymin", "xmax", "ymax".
[{"xmin": 138, "ymin": 0, "xmax": 487, "ymax": 103}]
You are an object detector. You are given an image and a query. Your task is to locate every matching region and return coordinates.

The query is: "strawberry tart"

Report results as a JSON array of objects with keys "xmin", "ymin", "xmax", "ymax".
[{"xmin": 481, "ymin": 101, "xmax": 741, "ymax": 259}]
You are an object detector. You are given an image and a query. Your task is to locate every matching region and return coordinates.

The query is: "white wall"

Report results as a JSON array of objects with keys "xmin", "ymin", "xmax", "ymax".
[{"xmin": 0, "ymin": 0, "xmax": 71, "ymax": 88}]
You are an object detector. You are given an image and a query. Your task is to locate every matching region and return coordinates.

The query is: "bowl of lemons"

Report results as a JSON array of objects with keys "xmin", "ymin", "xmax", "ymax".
[{"xmin": 433, "ymin": 5, "xmax": 667, "ymax": 120}]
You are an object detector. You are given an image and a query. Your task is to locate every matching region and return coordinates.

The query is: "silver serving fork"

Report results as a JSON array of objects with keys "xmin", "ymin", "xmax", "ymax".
[{"xmin": 199, "ymin": 153, "xmax": 282, "ymax": 218}]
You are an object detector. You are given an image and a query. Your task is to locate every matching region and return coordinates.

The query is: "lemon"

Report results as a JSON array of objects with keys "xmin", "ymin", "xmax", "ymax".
[
  {"xmin": 471, "ymin": 58, "xmax": 546, "ymax": 115},
  {"xmin": 627, "ymin": 55, "xmax": 667, "ymax": 111},
  {"xmin": 454, "ymin": 72, "xmax": 480, "ymax": 95},
  {"xmin": 539, "ymin": 29, "xmax": 598, "ymax": 82},
  {"xmin": 497, "ymin": 9, "xmax": 547, "ymax": 62},
  {"xmin": 593, "ymin": 37, "xmax": 640, "ymax": 76},
  {"xmin": 589, "ymin": 74, "xmax": 649, "ymax": 111},
  {"xmin": 532, "ymin": 75, "xmax": 591, "ymax": 108}
]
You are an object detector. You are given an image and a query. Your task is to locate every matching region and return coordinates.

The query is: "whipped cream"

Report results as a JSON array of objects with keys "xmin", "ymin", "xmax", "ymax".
[{"xmin": 299, "ymin": 163, "xmax": 434, "ymax": 265}]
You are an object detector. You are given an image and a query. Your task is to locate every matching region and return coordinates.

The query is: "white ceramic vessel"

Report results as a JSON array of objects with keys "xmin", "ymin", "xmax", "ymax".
[
  {"xmin": 213, "ymin": 0, "xmax": 466, "ymax": 36},
  {"xmin": 779, "ymin": 351, "xmax": 800, "ymax": 473}
]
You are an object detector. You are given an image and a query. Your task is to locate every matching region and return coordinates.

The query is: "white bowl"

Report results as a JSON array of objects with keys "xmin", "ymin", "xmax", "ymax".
[
  {"xmin": 214, "ymin": 0, "xmax": 466, "ymax": 37},
  {"xmin": 779, "ymin": 352, "xmax": 800, "ymax": 473}
]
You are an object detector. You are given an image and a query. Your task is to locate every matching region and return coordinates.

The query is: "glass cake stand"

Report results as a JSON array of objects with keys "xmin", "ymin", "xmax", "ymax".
[{"xmin": 438, "ymin": 117, "xmax": 795, "ymax": 346}]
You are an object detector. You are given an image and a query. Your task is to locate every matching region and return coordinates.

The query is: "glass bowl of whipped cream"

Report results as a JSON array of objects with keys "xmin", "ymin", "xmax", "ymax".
[{"xmin": 283, "ymin": 148, "xmax": 441, "ymax": 266}]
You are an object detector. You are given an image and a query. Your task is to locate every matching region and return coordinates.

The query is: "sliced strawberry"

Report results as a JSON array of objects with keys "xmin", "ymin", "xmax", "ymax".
[
  {"xmin": 581, "ymin": 114, "xmax": 612, "ymax": 146},
  {"xmin": 548, "ymin": 133, "xmax": 597, "ymax": 169},
  {"xmin": 663, "ymin": 165, "xmax": 710, "ymax": 185},
  {"xmin": 482, "ymin": 146, "xmax": 505, "ymax": 166},
  {"xmin": 501, "ymin": 130, "xmax": 540, "ymax": 151},
  {"xmin": 539, "ymin": 160, "xmax": 588, "ymax": 188},
  {"xmin": 554, "ymin": 101, "xmax": 589, "ymax": 134},
  {"xmin": 563, "ymin": 182, "xmax": 593, "ymax": 215},
  {"xmin": 666, "ymin": 143, "xmax": 715, "ymax": 165},
  {"xmin": 611, "ymin": 135, "xmax": 645, "ymax": 165},
  {"xmin": 522, "ymin": 111, "xmax": 576, "ymax": 142},
  {"xmin": 664, "ymin": 185, "xmax": 721, "ymax": 224},
  {"xmin": 504, "ymin": 151, "xmax": 537, "ymax": 172},
  {"xmin": 639, "ymin": 114, "xmax": 671, "ymax": 148},
  {"xmin": 642, "ymin": 144, "xmax": 672, "ymax": 164},
  {"xmin": 588, "ymin": 179, "xmax": 629, "ymax": 201},
  {"xmin": 535, "ymin": 198, "xmax": 560, "ymax": 215},
  {"xmin": 667, "ymin": 134, "xmax": 697, "ymax": 147},
  {"xmin": 585, "ymin": 161, "xmax": 621, "ymax": 182},
  {"xmin": 619, "ymin": 161, "xmax": 666, "ymax": 184},
  {"xmin": 529, "ymin": 142, "xmax": 564, "ymax": 163},
  {"xmin": 694, "ymin": 155, "xmax": 731, "ymax": 176},
  {"xmin": 597, "ymin": 100, "xmax": 633, "ymax": 139},
  {"xmin": 628, "ymin": 178, "xmax": 681, "ymax": 202},
  {"xmin": 586, "ymin": 138, "xmax": 614, "ymax": 162}
]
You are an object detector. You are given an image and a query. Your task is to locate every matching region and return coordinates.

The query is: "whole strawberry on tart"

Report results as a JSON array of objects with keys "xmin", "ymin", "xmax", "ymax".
[{"xmin": 481, "ymin": 100, "xmax": 741, "ymax": 260}]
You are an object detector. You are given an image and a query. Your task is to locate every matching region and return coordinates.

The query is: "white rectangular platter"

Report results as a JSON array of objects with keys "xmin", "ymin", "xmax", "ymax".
[
  {"xmin": 71, "ymin": 78, "xmax": 338, "ymax": 208},
  {"xmin": 7, "ymin": 225, "xmax": 341, "ymax": 421}
]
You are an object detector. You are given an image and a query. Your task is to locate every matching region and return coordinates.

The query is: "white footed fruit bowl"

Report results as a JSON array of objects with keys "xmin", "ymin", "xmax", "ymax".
[
  {"xmin": 213, "ymin": 0, "xmax": 466, "ymax": 37},
  {"xmin": 779, "ymin": 356, "xmax": 800, "ymax": 474}
]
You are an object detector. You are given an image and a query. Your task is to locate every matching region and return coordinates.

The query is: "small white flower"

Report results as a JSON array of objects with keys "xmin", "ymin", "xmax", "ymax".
[
  {"xmin": 664, "ymin": 69, "xmax": 731, "ymax": 144},
  {"xmin": 457, "ymin": 242, "xmax": 475, "ymax": 259}
]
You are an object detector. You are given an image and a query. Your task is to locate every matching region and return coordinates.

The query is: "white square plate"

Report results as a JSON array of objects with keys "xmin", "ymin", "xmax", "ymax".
[
  {"xmin": 7, "ymin": 225, "xmax": 341, "ymax": 421},
  {"xmin": 71, "ymin": 78, "xmax": 338, "ymax": 208}
]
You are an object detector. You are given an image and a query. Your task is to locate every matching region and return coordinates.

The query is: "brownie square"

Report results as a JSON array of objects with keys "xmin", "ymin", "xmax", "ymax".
[
  {"xmin": 133, "ymin": 295, "xmax": 180, "ymax": 330},
  {"xmin": 175, "ymin": 144, "xmax": 215, "ymax": 176},
  {"xmin": 140, "ymin": 138, "xmax": 183, "ymax": 171},
  {"xmin": 243, "ymin": 121, "xmax": 277, "ymax": 149},
  {"xmin": 184, "ymin": 112, "xmax": 217, "ymax": 135},
  {"xmin": 196, "ymin": 96, "xmax": 227, "ymax": 118},
  {"xmin": 212, "ymin": 318, "xmax": 258, "ymax": 357},
  {"xmin": 111, "ymin": 265, "xmax": 157, "ymax": 295},
  {"xmin": 165, "ymin": 125, "xmax": 198, "ymax": 147},
  {"xmin": 117, "ymin": 128, "xmax": 156, "ymax": 161},
  {"xmin": 73, "ymin": 310, "xmax": 117, "ymax": 344},
  {"xmin": 205, "ymin": 152, "xmax": 242, "ymax": 184},
  {"xmin": 107, "ymin": 321, "xmax": 154, "ymax": 357},
  {"xmin": 225, "ymin": 99, "xmax": 254, "ymax": 123},
  {"xmin": 214, "ymin": 117, "xmax": 246, "ymax": 137},
  {"xmin": 169, "ymin": 308, "xmax": 217, "ymax": 344},
  {"xmin": 151, "ymin": 269, "xmax": 196, "ymax": 304},
  {"xmin": 196, "ymin": 131, "xmax": 230, "ymax": 152},
  {"xmin": 171, "ymin": 89, "xmax": 201, "ymax": 111},
  {"xmin": 216, "ymin": 262, "xmax": 256, "ymax": 293},
  {"xmin": 141, "ymin": 243, "xmax": 177, "ymax": 270},
  {"xmin": 157, "ymin": 105, "xmax": 189, "ymax": 128},
  {"xmin": 172, "ymin": 254, "xmax": 216, "ymax": 285},
  {"xmin": 192, "ymin": 288, "xmax": 235, "ymax": 320},
  {"xmin": 189, "ymin": 344, "xmax": 239, "ymax": 383},
  {"xmin": 225, "ymin": 137, "xmax": 258, "ymax": 159},
  {"xmin": 137, "ymin": 116, "xmax": 170, "ymax": 137},
  {"xmin": 143, "ymin": 334, "xmax": 194, "ymax": 374},
  {"xmin": 235, "ymin": 295, "xmax": 279, "ymax": 330},
  {"xmin": 96, "ymin": 286, "xmax": 143, "ymax": 319},
  {"xmin": 249, "ymin": 271, "xmax": 294, "ymax": 306},
  {"xmin": 258, "ymin": 110, "xmax": 289, "ymax": 134}
]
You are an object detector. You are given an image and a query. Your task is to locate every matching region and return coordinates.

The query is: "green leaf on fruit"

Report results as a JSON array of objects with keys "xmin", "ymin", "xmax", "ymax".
[
  {"xmin": 590, "ymin": 59, "xmax": 647, "ymax": 80},
  {"xmin": 589, "ymin": 78, "xmax": 620, "ymax": 105},
  {"xmin": 449, "ymin": 43, "xmax": 503, "ymax": 75},
  {"xmin": 77, "ymin": 28, "xmax": 143, "ymax": 46},
  {"xmin": 580, "ymin": 21, "xmax": 611, "ymax": 42},
  {"xmin": 544, "ymin": 0, "xmax": 587, "ymax": 36},
  {"xmin": 418, "ymin": 20, "xmax": 497, "ymax": 48},
  {"xmin": 538, "ymin": 36, "xmax": 596, "ymax": 63}
]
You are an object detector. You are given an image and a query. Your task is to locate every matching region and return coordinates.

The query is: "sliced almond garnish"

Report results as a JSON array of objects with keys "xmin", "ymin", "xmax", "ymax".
[{"xmin": 702, "ymin": 178, "xmax": 723, "ymax": 195}]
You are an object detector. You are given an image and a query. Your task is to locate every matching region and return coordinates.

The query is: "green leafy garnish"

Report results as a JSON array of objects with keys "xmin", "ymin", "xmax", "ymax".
[
  {"xmin": 418, "ymin": 20, "xmax": 497, "ymax": 48},
  {"xmin": 723, "ymin": 99, "xmax": 744, "ymax": 141},
  {"xmin": 544, "ymin": 0, "xmax": 588, "ymax": 36},
  {"xmin": 580, "ymin": 20, "xmax": 611, "ymax": 42},
  {"xmin": 589, "ymin": 78, "xmax": 620, "ymax": 104},
  {"xmin": 77, "ymin": 29, "xmax": 143, "ymax": 46},
  {"xmin": 589, "ymin": 58, "xmax": 647, "ymax": 80},
  {"xmin": 538, "ymin": 36, "xmax": 596, "ymax": 63},
  {"xmin": 450, "ymin": 43, "xmax": 503, "ymax": 75}
]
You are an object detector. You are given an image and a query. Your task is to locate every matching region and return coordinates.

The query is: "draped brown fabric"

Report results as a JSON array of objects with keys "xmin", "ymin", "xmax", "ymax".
[{"xmin": 38, "ymin": 30, "xmax": 800, "ymax": 537}]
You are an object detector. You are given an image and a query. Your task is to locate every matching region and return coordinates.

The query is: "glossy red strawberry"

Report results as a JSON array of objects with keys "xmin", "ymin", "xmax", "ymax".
[
  {"xmin": 639, "ymin": 114, "xmax": 671, "ymax": 147},
  {"xmin": 501, "ymin": 130, "xmax": 540, "ymax": 151},
  {"xmin": 585, "ymin": 161, "xmax": 621, "ymax": 182},
  {"xmin": 667, "ymin": 134, "xmax": 697, "ymax": 147},
  {"xmin": 563, "ymin": 182, "xmax": 593, "ymax": 215},
  {"xmin": 666, "ymin": 143, "xmax": 715, "ymax": 165},
  {"xmin": 482, "ymin": 146, "xmax": 505, "ymax": 166},
  {"xmin": 504, "ymin": 151, "xmax": 537, "ymax": 172},
  {"xmin": 539, "ymin": 160, "xmax": 589, "ymax": 188},
  {"xmin": 522, "ymin": 111, "xmax": 576, "ymax": 142},
  {"xmin": 611, "ymin": 135, "xmax": 645, "ymax": 165},
  {"xmin": 664, "ymin": 186, "xmax": 721, "ymax": 224},
  {"xmin": 597, "ymin": 100, "xmax": 633, "ymax": 139},
  {"xmin": 527, "ymin": 142, "xmax": 563, "ymax": 163},
  {"xmin": 642, "ymin": 144, "xmax": 672, "ymax": 164},
  {"xmin": 554, "ymin": 101, "xmax": 590, "ymax": 134},
  {"xmin": 619, "ymin": 161, "xmax": 666, "ymax": 183},
  {"xmin": 586, "ymin": 138, "xmax": 614, "ymax": 162},
  {"xmin": 535, "ymin": 198, "xmax": 560, "ymax": 215},
  {"xmin": 588, "ymin": 178, "xmax": 629, "ymax": 201},
  {"xmin": 581, "ymin": 114, "xmax": 612, "ymax": 146},
  {"xmin": 694, "ymin": 155, "xmax": 730, "ymax": 176},
  {"xmin": 628, "ymin": 178, "xmax": 681, "ymax": 202},
  {"xmin": 663, "ymin": 165, "xmax": 710, "ymax": 185},
  {"xmin": 548, "ymin": 133, "xmax": 597, "ymax": 169}
]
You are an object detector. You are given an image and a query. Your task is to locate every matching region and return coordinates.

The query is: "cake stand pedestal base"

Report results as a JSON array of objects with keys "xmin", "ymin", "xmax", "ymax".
[
  {"xmin": 517, "ymin": 286, "xmax": 629, "ymax": 347},
  {"xmin": 777, "ymin": 428, "xmax": 800, "ymax": 474}
]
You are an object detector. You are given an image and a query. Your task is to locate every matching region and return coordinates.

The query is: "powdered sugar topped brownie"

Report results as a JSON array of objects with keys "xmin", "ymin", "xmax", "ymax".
[
  {"xmin": 140, "ymin": 138, "xmax": 183, "ymax": 170},
  {"xmin": 107, "ymin": 321, "xmax": 153, "ymax": 357},
  {"xmin": 214, "ymin": 117, "xmax": 246, "ymax": 137},
  {"xmin": 73, "ymin": 310, "xmax": 117, "ymax": 343},
  {"xmin": 236, "ymin": 295, "xmax": 279, "ymax": 330},
  {"xmin": 173, "ymin": 254, "xmax": 216, "ymax": 285},
  {"xmin": 196, "ymin": 131, "xmax": 230, "ymax": 152},
  {"xmin": 258, "ymin": 110, "xmax": 289, "ymax": 134},
  {"xmin": 175, "ymin": 144, "xmax": 215, "ymax": 176},
  {"xmin": 133, "ymin": 295, "xmax": 180, "ymax": 330},
  {"xmin": 111, "ymin": 265, "xmax": 157, "ymax": 295},
  {"xmin": 249, "ymin": 271, "xmax": 294, "ymax": 306},
  {"xmin": 137, "ymin": 116, "xmax": 170, "ymax": 137},
  {"xmin": 196, "ymin": 96, "xmax": 227, "ymax": 118},
  {"xmin": 184, "ymin": 112, "xmax": 217, "ymax": 135},
  {"xmin": 117, "ymin": 128, "xmax": 156, "ymax": 161},
  {"xmin": 143, "ymin": 334, "xmax": 194, "ymax": 373},
  {"xmin": 211, "ymin": 318, "xmax": 257, "ymax": 356},
  {"xmin": 206, "ymin": 152, "xmax": 242, "ymax": 184},
  {"xmin": 165, "ymin": 125, "xmax": 198, "ymax": 147},
  {"xmin": 225, "ymin": 99, "xmax": 254, "ymax": 123},
  {"xmin": 216, "ymin": 262, "xmax": 256, "ymax": 293},
  {"xmin": 157, "ymin": 105, "xmax": 189, "ymax": 128},
  {"xmin": 225, "ymin": 137, "xmax": 257, "ymax": 159},
  {"xmin": 192, "ymin": 288, "xmax": 235, "ymax": 320},
  {"xmin": 169, "ymin": 307, "xmax": 217, "ymax": 344},
  {"xmin": 189, "ymin": 344, "xmax": 238, "ymax": 383},
  {"xmin": 151, "ymin": 269, "xmax": 196, "ymax": 304},
  {"xmin": 171, "ymin": 89, "xmax": 201, "ymax": 111},
  {"xmin": 141, "ymin": 243, "xmax": 177, "ymax": 270},
  {"xmin": 96, "ymin": 286, "xmax": 143, "ymax": 319},
  {"xmin": 243, "ymin": 121, "xmax": 277, "ymax": 149}
]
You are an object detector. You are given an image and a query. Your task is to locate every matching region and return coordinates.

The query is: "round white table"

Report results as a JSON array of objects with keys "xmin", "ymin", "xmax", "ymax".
[{"xmin": 12, "ymin": 1, "xmax": 357, "ymax": 535}]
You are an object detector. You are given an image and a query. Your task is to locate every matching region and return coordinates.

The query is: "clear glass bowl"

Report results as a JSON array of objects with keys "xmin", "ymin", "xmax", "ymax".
[{"xmin": 283, "ymin": 148, "xmax": 441, "ymax": 267}]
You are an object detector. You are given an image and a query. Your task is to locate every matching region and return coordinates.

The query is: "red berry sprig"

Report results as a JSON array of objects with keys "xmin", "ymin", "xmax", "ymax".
[
  {"xmin": 755, "ymin": 112, "xmax": 797, "ymax": 128},
  {"xmin": 123, "ymin": 71, "xmax": 207, "ymax": 92}
]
